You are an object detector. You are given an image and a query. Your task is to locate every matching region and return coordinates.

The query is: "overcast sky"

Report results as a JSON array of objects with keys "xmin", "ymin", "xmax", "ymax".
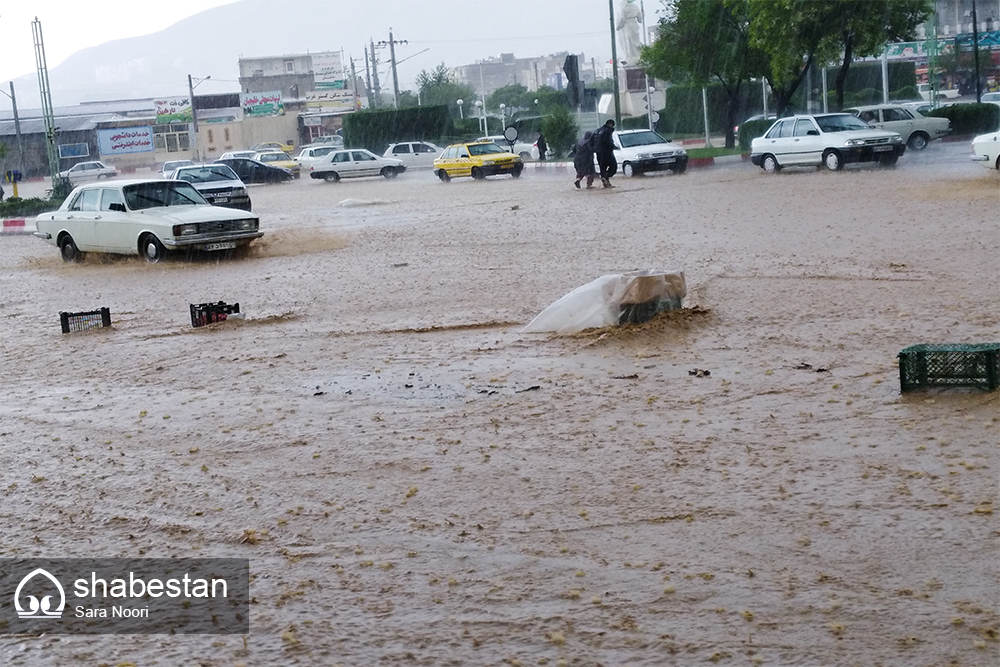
[{"xmin": 0, "ymin": 0, "xmax": 241, "ymax": 83}]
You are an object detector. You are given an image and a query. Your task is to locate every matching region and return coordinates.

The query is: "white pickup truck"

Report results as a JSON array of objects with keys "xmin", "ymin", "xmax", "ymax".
[{"xmin": 918, "ymin": 83, "xmax": 962, "ymax": 101}]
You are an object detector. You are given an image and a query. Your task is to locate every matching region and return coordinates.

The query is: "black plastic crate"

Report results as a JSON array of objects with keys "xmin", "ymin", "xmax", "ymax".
[
  {"xmin": 898, "ymin": 343, "xmax": 1000, "ymax": 392},
  {"xmin": 190, "ymin": 301, "xmax": 240, "ymax": 328},
  {"xmin": 60, "ymin": 307, "xmax": 111, "ymax": 334}
]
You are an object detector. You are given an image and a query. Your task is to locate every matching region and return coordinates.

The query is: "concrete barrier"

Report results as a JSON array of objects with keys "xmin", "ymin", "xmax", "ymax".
[{"xmin": 1, "ymin": 218, "xmax": 33, "ymax": 235}]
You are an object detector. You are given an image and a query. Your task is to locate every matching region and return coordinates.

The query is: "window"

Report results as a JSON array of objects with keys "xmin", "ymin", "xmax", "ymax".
[
  {"xmin": 332, "ymin": 152, "xmax": 350, "ymax": 163},
  {"xmin": 884, "ymin": 108, "xmax": 911, "ymax": 122},
  {"xmin": 224, "ymin": 128, "xmax": 230, "ymax": 142},
  {"xmin": 79, "ymin": 189, "xmax": 101, "ymax": 211},
  {"xmin": 392, "ymin": 144, "xmax": 411, "ymax": 154},
  {"xmin": 458, "ymin": 147, "xmax": 470, "ymax": 158},
  {"xmin": 100, "ymin": 189, "xmax": 125, "ymax": 211},
  {"xmin": 207, "ymin": 129, "xmax": 214, "ymax": 143},
  {"xmin": 285, "ymin": 60, "xmax": 294, "ymax": 73},
  {"xmin": 353, "ymin": 151, "xmax": 376, "ymax": 161},
  {"xmin": 858, "ymin": 110, "xmax": 878, "ymax": 123},
  {"xmin": 793, "ymin": 119, "xmax": 815, "ymax": 137},
  {"xmin": 767, "ymin": 120, "xmax": 792, "ymax": 139}
]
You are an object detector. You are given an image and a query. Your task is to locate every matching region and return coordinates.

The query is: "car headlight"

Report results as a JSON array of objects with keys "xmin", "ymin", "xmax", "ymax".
[
  {"xmin": 890, "ymin": 135, "xmax": 903, "ymax": 144},
  {"xmin": 172, "ymin": 224, "xmax": 199, "ymax": 236},
  {"xmin": 845, "ymin": 138, "xmax": 867, "ymax": 146},
  {"xmin": 240, "ymin": 218, "xmax": 258, "ymax": 231},
  {"xmin": 482, "ymin": 160, "xmax": 495, "ymax": 166},
  {"xmin": 636, "ymin": 153, "xmax": 652, "ymax": 160},
  {"xmin": 233, "ymin": 187, "xmax": 247, "ymax": 196}
]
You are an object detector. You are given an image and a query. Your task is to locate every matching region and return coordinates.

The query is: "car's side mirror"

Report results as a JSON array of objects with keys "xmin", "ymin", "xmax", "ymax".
[
  {"xmin": 109, "ymin": 203, "xmax": 126, "ymax": 212},
  {"xmin": 807, "ymin": 130, "xmax": 819, "ymax": 136}
]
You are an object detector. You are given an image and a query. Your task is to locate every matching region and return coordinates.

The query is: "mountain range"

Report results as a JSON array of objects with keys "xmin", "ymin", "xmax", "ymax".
[{"xmin": 6, "ymin": 0, "xmax": 613, "ymax": 113}]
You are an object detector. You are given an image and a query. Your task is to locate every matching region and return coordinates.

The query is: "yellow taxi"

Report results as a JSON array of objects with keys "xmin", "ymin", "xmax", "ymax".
[
  {"xmin": 432, "ymin": 141, "xmax": 523, "ymax": 182},
  {"xmin": 253, "ymin": 151, "xmax": 302, "ymax": 178}
]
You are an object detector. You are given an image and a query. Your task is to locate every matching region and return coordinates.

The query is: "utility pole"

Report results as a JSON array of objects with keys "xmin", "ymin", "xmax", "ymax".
[
  {"xmin": 188, "ymin": 74, "xmax": 199, "ymax": 162},
  {"xmin": 32, "ymin": 17, "xmax": 60, "ymax": 190},
  {"xmin": 608, "ymin": 0, "xmax": 622, "ymax": 126},
  {"xmin": 377, "ymin": 29, "xmax": 407, "ymax": 109},
  {"xmin": 370, "ymin": 38, "xmax": 382, "ymax": 108},
  {"xmin": 350, "ymin": 56, "xmax": 360, "ymax": 110},
  {"xmin": 8, "ymin": 83, "xmax": 24, "ymax": 192},
  {"xmin": 364, "ymin": 47, "xmax": 374, "ymax": 108},
  {"xmin": 972, "ymin": 0, "xmax": 982, "ymax": 103}
]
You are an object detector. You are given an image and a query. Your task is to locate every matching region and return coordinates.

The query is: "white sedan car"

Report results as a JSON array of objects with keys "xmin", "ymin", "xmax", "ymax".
[
  {"xmin": 58, "ymin": 160, "xmax": 118, "ymax": 185},
  {"xmin": 844, "ymin": 104, "xmax": 951, "ymax": 150},
  {"xmin": 971, "ymin": 131, "xmax": 1000, "ymax": 170},
  {"xmin": 751, "ymin": 113, "xmax": 906, "ymax": 173},
  {"xmin": 307, "ymin": 149, "xmax": 406, "ymax": 182},
  {"xmin": 383, "ymin": 141, "xmax": 442, "ymax": 169},
  {"xmin": 33, "ymin": 179, "xmax": 262, "ymax": 263}
]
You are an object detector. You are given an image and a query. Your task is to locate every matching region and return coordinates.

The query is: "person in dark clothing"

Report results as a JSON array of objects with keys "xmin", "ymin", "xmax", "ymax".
[
  {"xmin": 573, "ymin": 131, "xmax": 596, "ymax": 189},
  {"xmin": 535, "ymin": 131, "xmax": 548, "ymax": 161},
  {"xmin": 592, "ymin": 119, "xmax": 617, "ymax": 187}
]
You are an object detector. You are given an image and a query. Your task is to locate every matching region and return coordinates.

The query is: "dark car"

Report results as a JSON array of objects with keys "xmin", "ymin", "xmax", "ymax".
[{"xmin": 213, "ymin": 157, "xmax": 293, "ymax": 184}]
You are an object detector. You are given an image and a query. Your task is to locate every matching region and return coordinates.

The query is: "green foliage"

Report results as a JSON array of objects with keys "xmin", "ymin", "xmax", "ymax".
[
  {"xmin": 0, "ymin": 196, "xmax": 64, "ymax": 218},
  {"xmin": 343, "ymin": 105, "xmax": 452, "ymax": 153},
  {"xmin": 927, "ymin": 103, "xmax": 1000, "ymax": 135},
  {"xmin": 540, "ymin": 106, "xmax": 578, "ymax": 158},
  {"xmin": 487, "ymin": 84, "xmax": 532, "ymax": 113},
  {"xmin": 415, "ymin": 63, "xmax": 477, "ymax": 113},
  {"xmin": 738, "ymin": 118, "xmax": 776, "ymax": 151}
]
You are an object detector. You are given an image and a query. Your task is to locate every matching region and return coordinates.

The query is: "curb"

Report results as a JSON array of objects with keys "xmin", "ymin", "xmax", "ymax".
[{"xmin": 1, "ymin": 218, "xmax": 33, "ymax": 235}]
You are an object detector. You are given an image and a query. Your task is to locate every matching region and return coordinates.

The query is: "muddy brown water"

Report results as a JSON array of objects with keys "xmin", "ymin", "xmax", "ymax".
[{"xmin": 1, "ymin": 149, "xmax": 997, "ymax": 666}]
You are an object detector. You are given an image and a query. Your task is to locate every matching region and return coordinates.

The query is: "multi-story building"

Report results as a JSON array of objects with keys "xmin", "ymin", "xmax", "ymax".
[{"xmin": 450, "ymin": 52, "xmax": 597, "ymax": 98}]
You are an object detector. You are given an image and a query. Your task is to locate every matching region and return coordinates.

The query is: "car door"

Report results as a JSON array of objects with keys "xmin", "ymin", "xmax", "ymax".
[
  {"xmin": 389, "ymin": 143, "xmax": 413, "ymax": 167},
  {"xmin": 757, "ymin": 119, "xmax": 797, "ymax": 164},
  {"xmin": 59, "ymin": 188, "xmax": 101, "ymax": 250},
  {"xmin": 877, "ymin": 107, "xmax": 914, "ymax": 141},
  {"xmin": 792, "ymin": 118, "xmax": 825, "ymax": 165},
  {"xmin": 351, "ymin": 151, "xmax": 379, "ymax": 177},
  {"xmin": 94, "ymin": 187, "xmax": 132, "ymax": 252},
  {"xmin": 413, "ymin": 143, "xmax": 440, "ymax": 168}
]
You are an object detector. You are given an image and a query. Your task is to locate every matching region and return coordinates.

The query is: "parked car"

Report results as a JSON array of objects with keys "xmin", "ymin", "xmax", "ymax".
[
  {"xmin": 918, "ymin": 83, "xmax": 961, "ymax": 101},
  {"xmin": 33, "ymin": 179, "xmax": 262, "ymax": 263},
  {"xmin": 294, "ymin": 145, "xmax": 339, "ymax": 171},
  {"xmin": 214, "ymin": 157, "xmax": 293, "ymax": 184},
  {"xmin": 844, "ymin": 104, "xmax": 951, "ymax": 150},
  {"xmin": 971, "ymin": 131, "xmax": 1000, "ymax": 170},
  {"xmin": 734, "ymin": 113, "xmax": 776, "ymax": 135},
  {"xmin": 610, "ymin": 129, "xmax": 689, "ymax": 177},
  {"xmin": 307, "ymin": 135, "xmax": 345, "ymax": 148},
  {"xmin": 58, "ymin": 160, "xmax": 118, "ymax": 185},
  {"xmin": 218, "ymin": 150, "xmax": 257, "ymax": 160},
  {"xmin": 253, "ymin": 151, "xmax": 301, "ymax": 178},
  {"xmin": 159, "ymin": 159, "xmax": 196, "ymax": 177},
  {"xmin": 982, "ymin": 92, "xmax": 1000, "ymax": 103},
  {"xmin": 251, "ymin": 141, "xmax": 296, "ymax": 154},
  {"xmin": 897, "ymin": 100, "xmax": 936, "ymax": 116},
  {"xmin": 750, "ymin": 113, "xmax": 906, "ymax": 173},
  {"xmin": 383, "ymin": 141, "xmax": 443, "ymax": 169},
  {"xmin": 167, "ymin": 164, "xmax": 252, "ymax": 211},
  {"xmin": 433, "ymin": 141, "xmax": 523, "ymax": 182},
  {"xmin": 476, "ymin": 135, "xmax": 538, "ymax": 160},
  {"xmin": 308, "ymin": 149, "xmax": 406, "ymax": 182}
]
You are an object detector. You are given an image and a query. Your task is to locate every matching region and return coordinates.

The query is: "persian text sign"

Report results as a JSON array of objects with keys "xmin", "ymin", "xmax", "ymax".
[
  {"xmin": 97, "ymin": 127, "xmax": 155, "ymax": 155},
  {"xmin": 241, "ymin": 91, "xmax": 283, "ymax": 117},
  {"xmin": 312, "ymin": 51, "xmax": 346, "ymax": 89},
  {"xmin": 305, "ymin": 89, "xmax": 357, "ymax": 112},
  {"xmin": 155, "ymin": 98, "xmax": 192, "ymax": 124},
  {"xmin": 0, "ymin": 558, "xmax": 249, "ymax": 634}
]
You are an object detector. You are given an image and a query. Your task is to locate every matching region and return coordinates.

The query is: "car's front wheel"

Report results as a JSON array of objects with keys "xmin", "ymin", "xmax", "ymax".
[
  {"xmin": 519, "ymin": 152, "xmax": 531, "ymax": 161},
  {"xmin": 381, "ymin": 166, "xmax": 398, "ymax": 179},
  {"xmin": 762, "ymin": 154, "xmax": 780, "ymax": 174},
  {"xmin": 59, "ymin": 234, "xmax": 85, "ymax": 263},
  {"xmin": 323, "ymin": 172, "xmax": 340, "ymax": 183},
  {"xmin": 622, "ymin": 162, "xmax": 637, "ymax": 177},
  {"xmin": 823, "ymin": 149, "xmax": 843, "ymax": 171},
  {"xmin": 471, "ymin": 167, "xmax": 485, "ymax": 180},
  {"xmin": 140, "ymin": 234, "xmax": 167, "ymax": 263},
  {"xmin": 437, "ymin": 170, "xmax": 451, "ymax": 183},
  {"xmin": 511, "ymin": 164, "xmax": 523, "ymax": 179},
  {"xmin": 907, "ymin": 132, "xmax": 929, "ymax": 150}
]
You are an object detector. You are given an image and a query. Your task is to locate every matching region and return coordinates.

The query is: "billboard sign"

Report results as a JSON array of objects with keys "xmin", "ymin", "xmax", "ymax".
[
  {"xmin": 241, "ymin": 91, "xmax": 284, "ymax": 117},
  {"xmin": 154, "ymin": 98, "xmax": 192, "ymax": 124},
  {"xmin": 312, "ymin": 51, "xmax": 346, "ymax": 90},
  {"xmin": 97, "ymin": 127, "xmax": 155, "ymax": 155},
  {"xmin": 305, "ymin": 89, "xmax": 357, "ymax": 113}
]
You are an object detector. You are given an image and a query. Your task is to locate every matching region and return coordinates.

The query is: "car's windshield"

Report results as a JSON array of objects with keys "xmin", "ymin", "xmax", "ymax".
[
  {"xmin": 468, "ymin": 143, "xmax": 506, "ymax": 156},
  {"xmin": 123, "ymin": 182, "xmax": 209, "ymax": 210},
  {"xmin": 618, "ymin": 130, "xmax": 671, "ymax": 148},
  {"xmin": 815, "ymin": 114, "xmax": 871, "ymax": 132},
  {"xmin": 175, "ymin": 166, "xmax": 239, "ymax": 183}
]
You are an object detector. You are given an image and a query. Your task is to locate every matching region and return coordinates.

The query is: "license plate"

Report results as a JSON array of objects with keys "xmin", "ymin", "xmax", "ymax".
[
  {"xmin": 657, "ymin": 158, "xmax": 676, "ymax": 164},
  {"xmin": 204, "ymin": 242, "xmax": 237, "ymax": 251},
  {"xmin": 873, "ymin": 145, "xmax": 893, "ymax": 152},
  {"xmin": 213, "ymin": 197, "xmax": 229, "ymax": 203}
]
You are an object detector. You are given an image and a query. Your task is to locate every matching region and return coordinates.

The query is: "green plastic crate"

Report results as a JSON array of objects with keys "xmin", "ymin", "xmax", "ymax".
[{"xmin": 898, "ymin": 343, "xmax": 1000, "ymax": 392}]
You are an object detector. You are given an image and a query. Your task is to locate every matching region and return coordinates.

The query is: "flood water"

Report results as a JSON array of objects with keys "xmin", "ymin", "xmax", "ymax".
[{"xmin": 1, "ymin": 144, "xmax": 997, "ymax": 665}]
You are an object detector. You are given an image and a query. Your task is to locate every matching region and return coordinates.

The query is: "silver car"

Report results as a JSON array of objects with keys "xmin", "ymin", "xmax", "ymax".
[
  {"xmin": 751, "ymin": 114, "xmax": 905, "ymax": 173},
  {"xmin": 167, "ymin": 164, "xmax": 252, "ymax": 211},
  {"xmin": 58, "ymin": 160, "xmax": 118, "ymax": 185},
  {"xmin": 845, "ymin": 104, "xmax": 951, "ymax": 150},
  {"xmin": 383, "ymin": 141, "xmax": 442, "ymax": 169}
]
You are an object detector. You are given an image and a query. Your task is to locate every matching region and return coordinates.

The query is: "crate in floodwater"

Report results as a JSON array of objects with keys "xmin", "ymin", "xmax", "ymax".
[
  {"xmin": 898, "ymin": 343, "xmax": 1000, "ymax": 392},
  {"xmin": 60, "ymin": 307, "xmax": 111, "ymax": 334},
  {"xmin": 190, "ymin": 301, "xmax": 240, "ymax": 328}
]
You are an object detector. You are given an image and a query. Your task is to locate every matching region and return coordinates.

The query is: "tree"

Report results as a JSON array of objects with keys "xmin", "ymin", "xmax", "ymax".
[
  {"xmin": 487, "ymin": 84, "xmax": 531, "ymax": 113},
  {"xmin": 643, "ymin": 0, "xmax": 767, "ymax": 148},
  {"xmin": 415, "ymin": 63, "xmax": 476, "ymax": 113},
  {"xmin": 540, "ymin": 105, "xmax": 577, "ymax": 158},
  {"xmin": 826, "ymin": 1, "xmax": 931, "ymax": 110}
]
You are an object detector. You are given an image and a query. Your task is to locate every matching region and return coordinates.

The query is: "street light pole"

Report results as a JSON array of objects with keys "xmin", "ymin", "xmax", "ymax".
[
  {"xmin": 457, "ymin": 99, "xmax": 464, "ymax": 119},
  {"xmin": 1, "ymin": 82, "xmax": 25, "ymax": 195},
  {"xmin": 608, "ymin": 0, "xmax": 622, "ymax": 126},
  {"xmin": 188, "ymin": 74, "xmax": 210, "ymax": 162}
]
